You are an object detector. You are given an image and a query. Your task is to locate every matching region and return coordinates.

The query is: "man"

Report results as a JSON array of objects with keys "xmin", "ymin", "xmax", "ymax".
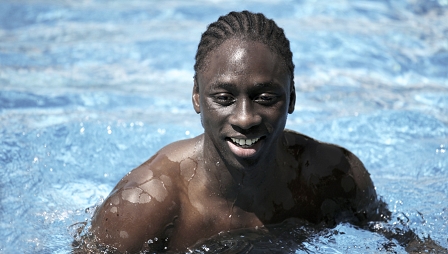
[{"xmin": 88, "ymin": 11, "xmax": 383, "ymax": 253}]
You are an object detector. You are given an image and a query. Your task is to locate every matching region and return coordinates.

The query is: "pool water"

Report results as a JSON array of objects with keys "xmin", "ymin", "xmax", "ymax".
[{"xmin": 1, "ymin": 0, "xmax": 447, "ymax": 253}]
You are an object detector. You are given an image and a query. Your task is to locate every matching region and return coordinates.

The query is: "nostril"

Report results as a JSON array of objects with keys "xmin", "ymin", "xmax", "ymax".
[
  {"xmin": 229, "ymin": 112, "xmax": 262, "ymax": 130},
  {"xmin": 231, "ymin": 118, "xmax": 256, "ymax": 130},
  {"xmin": 231, "ymin": 124, "xmax": 260, "ymax": 134}
]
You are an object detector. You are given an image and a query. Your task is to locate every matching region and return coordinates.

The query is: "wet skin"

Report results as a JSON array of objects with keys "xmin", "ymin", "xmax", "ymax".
[{"xmin": 89, "ymin": 39, "xmax": 379, "ymax": 253}]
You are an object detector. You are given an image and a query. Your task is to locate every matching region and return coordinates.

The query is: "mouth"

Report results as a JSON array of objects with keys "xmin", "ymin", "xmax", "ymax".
[
  {"xmin": 229, "ymin": 137, "xmax": 262, "ymax": 147},
  {"xmin": 226, "ymin": 136, "xmax": 265, "ymax": 158}
]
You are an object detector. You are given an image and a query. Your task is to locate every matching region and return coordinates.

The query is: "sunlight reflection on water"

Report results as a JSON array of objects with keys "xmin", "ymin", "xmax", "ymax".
[{"xmin": 0, "ymin": 0, "xmax": 447, "ymax": 253}]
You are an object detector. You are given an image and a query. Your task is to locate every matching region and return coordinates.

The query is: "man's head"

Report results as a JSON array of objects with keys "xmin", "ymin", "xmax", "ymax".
[
  {"xmin": 194, "ymin": 11, "xmax": 295, "ymax": 85},
  {"xmin": 191, "ymin": 11, "xmax": 296, "ymax": 171}
]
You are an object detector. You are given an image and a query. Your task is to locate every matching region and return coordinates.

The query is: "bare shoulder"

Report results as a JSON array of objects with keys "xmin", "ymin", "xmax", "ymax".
[
  {"xmin": 283, "ymin": 129, "xmax": 371, "ymax": 183},
  {"xmin": 89, "ymin": 135, "xmax": 203, "ymax": 252},
  {"xmin": 282, "ymin": 129, "xmax": 379, "ymax": 223}
]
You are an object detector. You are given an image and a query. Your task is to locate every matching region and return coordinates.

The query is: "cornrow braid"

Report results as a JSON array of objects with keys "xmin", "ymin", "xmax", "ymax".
[{"xmin": 194, "ymin": 10, "xmax": 294, "ymax": 82}]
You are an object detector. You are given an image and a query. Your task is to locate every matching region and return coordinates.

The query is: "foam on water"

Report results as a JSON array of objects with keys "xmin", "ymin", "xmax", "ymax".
[{"xmin": 1, "ymin": 0, "xmax": 447, "ymax": 253}]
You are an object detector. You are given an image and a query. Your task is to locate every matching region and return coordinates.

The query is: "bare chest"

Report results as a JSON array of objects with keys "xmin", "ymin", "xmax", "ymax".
[{"xmin": 168, "ymin": 192, "xmax": 264, "ymax": 250}]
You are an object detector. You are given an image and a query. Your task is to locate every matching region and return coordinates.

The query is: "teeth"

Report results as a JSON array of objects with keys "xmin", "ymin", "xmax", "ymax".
[{"xmin": 230, "ymin": 137, "xmax": 260, "ymax": 147}]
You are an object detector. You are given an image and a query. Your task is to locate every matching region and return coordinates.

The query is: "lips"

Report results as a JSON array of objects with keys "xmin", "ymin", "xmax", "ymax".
[
  {"xmin": 230, "ymin": 137, "xmax": 260, "ymax": 147},
  {"xmin": 227, "ymin": 136, "xmax": 265, "ymax": 158}
]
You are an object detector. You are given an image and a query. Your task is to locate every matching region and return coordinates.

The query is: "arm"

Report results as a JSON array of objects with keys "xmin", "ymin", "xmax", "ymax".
[
  {"xmin": 343, "ymin": 148, "xmax": 389, "ymax": 223},
  {"xmin": 345, "ymin": 149, "xmax": 448, "ymax": 252},
  {"xmin": 89, "ymin": 153, "xmax": 180, "ymax": 253},
  {"xmin": 301, "ymin": 140, "xmax": 387, "ymax": 225},
  {"xmin": 292, "ymin": 135, "xmax": 447, "ymax": 251}
]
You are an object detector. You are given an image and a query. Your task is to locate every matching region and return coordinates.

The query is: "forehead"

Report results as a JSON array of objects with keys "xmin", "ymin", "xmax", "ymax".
[{"xmin": 197, "ymin": 38, "xmax": 289, "ymax": 87}]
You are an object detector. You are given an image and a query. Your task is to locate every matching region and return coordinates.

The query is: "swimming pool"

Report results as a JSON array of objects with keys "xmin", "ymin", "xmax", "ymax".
[{"xmin": 1, "ymin": 0, "xmax": 447, "ymax": 253}]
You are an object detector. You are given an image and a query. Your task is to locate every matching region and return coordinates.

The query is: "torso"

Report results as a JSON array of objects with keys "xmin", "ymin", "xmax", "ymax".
[
  {"xmin": 162, "ymin": 137, "xmax": 266, "ymax": 249},
  {"xmin": 159, "ymin": 129, "xmax": 361, "ymax": 250},
  {"xmin": 97, "ymin": 130, "xmax": 372, "ymax": 252}
]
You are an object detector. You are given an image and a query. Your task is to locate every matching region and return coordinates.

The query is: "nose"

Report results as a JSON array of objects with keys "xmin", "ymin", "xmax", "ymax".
[{"xmin": 228, "ymin": 98, "xmax": 262, "ymax": 130}]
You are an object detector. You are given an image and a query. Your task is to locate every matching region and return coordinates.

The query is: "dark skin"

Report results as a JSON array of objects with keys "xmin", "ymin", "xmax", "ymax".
[{"xmin": 89, "ymin": 39, "xmax": 379, "ymax": 253}]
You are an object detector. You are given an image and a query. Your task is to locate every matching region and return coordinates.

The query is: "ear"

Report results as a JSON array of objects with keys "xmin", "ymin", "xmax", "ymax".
[
  {"xmin": 192, "ymin": 77, "xmax": 201, "ymax": 114},
  {"xmin": 288, "ymin": 81, "xmax": 296, "ymax": 114}
]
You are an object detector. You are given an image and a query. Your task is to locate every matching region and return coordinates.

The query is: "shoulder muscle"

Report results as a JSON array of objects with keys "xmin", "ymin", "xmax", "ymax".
[{"xmin": 90, "ymin": 152, "xmax": 182, "ymax": 252}]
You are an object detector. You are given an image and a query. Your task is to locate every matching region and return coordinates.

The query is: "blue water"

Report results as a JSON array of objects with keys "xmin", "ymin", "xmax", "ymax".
[{"xmin": 1, "ymin": 0, "xmax": 447, "ymax": 253}]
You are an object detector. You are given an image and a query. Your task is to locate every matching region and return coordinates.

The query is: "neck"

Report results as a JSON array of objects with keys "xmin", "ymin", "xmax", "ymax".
[{"xmin": 201, "ymin": 135, "xmax": 279, "ymax": 197}]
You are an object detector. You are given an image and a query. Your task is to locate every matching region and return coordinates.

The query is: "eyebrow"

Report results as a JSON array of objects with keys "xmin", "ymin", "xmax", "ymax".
[
  {"xmin": 252, "ymin": 82, "xmax": 282, "ymax": 89},
  {"xmin": 210, "ymin": 82, "xmax": 237, "ymax": 91},
  {"xmin": 210, "ymin": 81, "xmax": 281, "ymax": 90}
]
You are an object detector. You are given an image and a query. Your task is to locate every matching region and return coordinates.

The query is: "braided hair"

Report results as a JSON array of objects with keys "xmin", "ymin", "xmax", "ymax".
[{"xmin": 194, "ymin": 11, "xmax": 294, "ymax": 83}]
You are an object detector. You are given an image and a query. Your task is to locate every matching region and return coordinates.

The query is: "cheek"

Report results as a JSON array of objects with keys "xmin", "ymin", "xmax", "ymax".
[
  {"xmin": 267, "ymin": 116, "xmax": 287, "ymax": 133},
  {"xmin": 266, "ymin": 122, "xmax": 274, "ymax": 134},
  {"xmin": 262, "ymin": 115, "xmax": 288, "ymax": 136},
  {"xmin": 201, "ymin": 101, "xmax": 230, "ymax": 126},
  {"xmin": 262, "ymin": 104, "xmax": 288, "ymax": 126},
  {"xmin": 201, "ymin": 109, "xmax": 223, "ymax": 131}
]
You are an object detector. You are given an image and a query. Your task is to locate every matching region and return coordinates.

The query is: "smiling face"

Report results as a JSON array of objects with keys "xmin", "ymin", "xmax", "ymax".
[{"xmin": 193, "ymin": 38, "xmax": 295, "ymax": 170}]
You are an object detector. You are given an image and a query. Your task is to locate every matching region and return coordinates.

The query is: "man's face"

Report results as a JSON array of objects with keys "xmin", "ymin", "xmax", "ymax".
[{"xmin": 193, "ymin": 38, "xmax": 295, "ymax": 170}]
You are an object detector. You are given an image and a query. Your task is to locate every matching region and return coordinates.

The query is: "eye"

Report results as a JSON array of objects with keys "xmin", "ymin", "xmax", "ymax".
[
  {"xmin": 255, "ymin": 94, "xmax": 278, "ymax": 105},
  {"xmin": 213, "ymin": 93, "xmax": 235, "ymax": 106}
]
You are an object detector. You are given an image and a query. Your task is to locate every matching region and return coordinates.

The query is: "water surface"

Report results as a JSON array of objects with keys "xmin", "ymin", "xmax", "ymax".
[{"xmin": 1, "ymin": 0, "xmax": 447, "ymax": 253}]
